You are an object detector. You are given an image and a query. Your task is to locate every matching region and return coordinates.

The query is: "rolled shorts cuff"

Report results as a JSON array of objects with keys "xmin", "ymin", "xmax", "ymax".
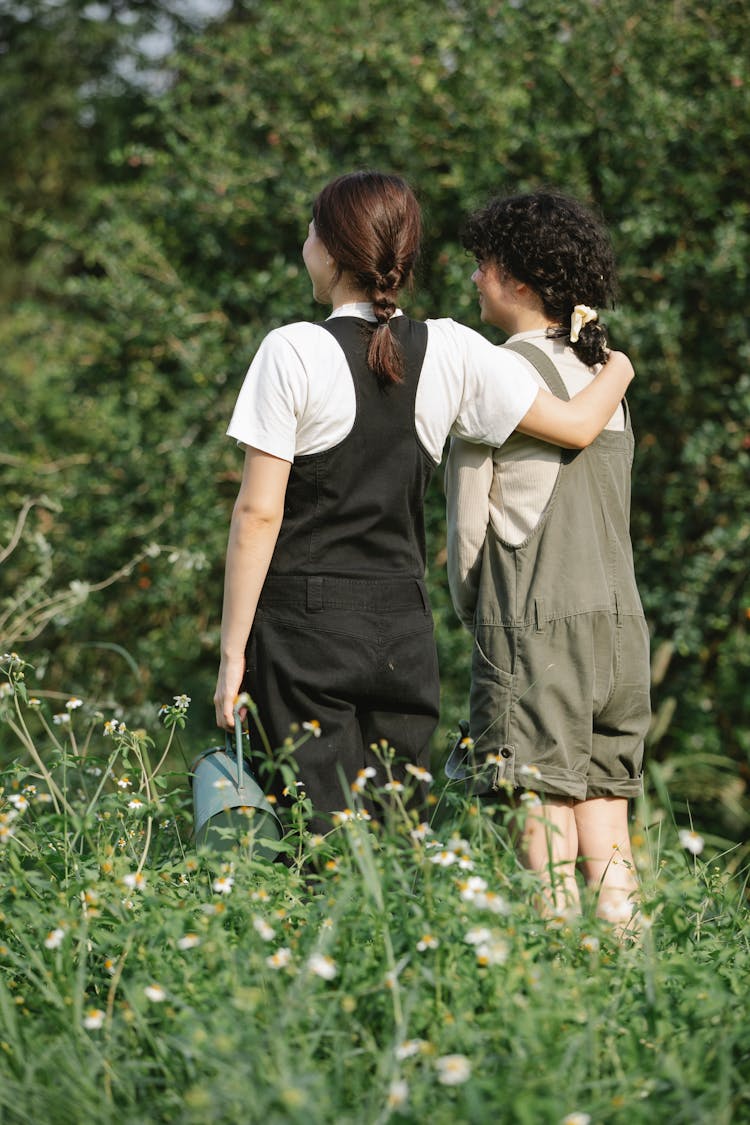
[
  {"xmin": 585, "ymin": 777, "xmax": 644, "ymax": 800},
  {"xmin": 517, "ymin": 767, "xmax": 588, "ymax": 802}
]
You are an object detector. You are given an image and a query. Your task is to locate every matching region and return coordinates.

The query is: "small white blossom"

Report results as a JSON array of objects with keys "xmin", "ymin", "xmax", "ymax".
[
  {"xmin": 435, "ymin": 1054, "xmax": 471, "ymax": 1086},
  {"xmin": 8, "ymin": 794, "xmax": 28, "ymax": 812},
  {"xmin": 307, "ymin": 953, "xmax": 337, "ymax": 980},
  {"xmin": 83, "ymin": 1007, "xmax": 106, "ymax": 1030},
  {"xmin": 173, "ymin": 694, "xmax": 191, "ymax": 711},
  {"xmin": 144, "ymin": 984, "xmax": 166, "ymax": 1002},
  {"xmin": 122, "ymin": 872, "xmax": 146, "ymax": 891},
  {"xmin": 177, "ymin": 934, "xmax": 201, "ymax": 950},
  {"xmin": 127, "ymin": 798, "xmax": 145, "ymax": 810},
  {"xmin": 395, "ymin": 1039, "xmax": 427, "ymax": 1060},
  {"xmin": 561, "ymin": 1114, "xmax": 592, "ymax": 1125},
  {"xmin": 580, "ymin": 934, "xmax": 600, "ymax": 953},
  {"xmin": 429, "ymin": 850, "xmax": 457, "ymax": 868},
  {"xmin": 44, "ymin": 927, "xmax": 66, "ymax": 950},
  {"xmin": 53, "ymin": 713, "xmax": 71, "ymax": 726},
  {"xmin": 351, "ymin": 767, "xmax": 377, "ymax": 793},
  {"xmin": 405, "ymin": 764, "xmax": 433, "ymax": 784},
  {"xmin": 387, "ymin": 1079, "xmax": 409, "ymax": 1108},
  {"xmin": 475, "ymin": 937, "xmax": 509, "ymax": 966},
  {"xmin": 302, "ymin": 720, "xmax": 321, "ymax": 738},
  {"xmin": 679, "ymin": 828, "xmax": 705, "ymax": 856},
  {"xmin": 416, "ymin": 934, "xmax": 439, "ymax": 952},
  {"xmin": 384, "ymin": 780, "xmax": 404, "ymax": 793},
  {"xmin": 252, "ymin": 916, "xmax": 276, "ymax": 942},
  {"xmin": 212, "ymin": 876, "xmax": 234, "ymax": 895},
  {"xmin": 409, "ymin": 822, "xmax": 433, "ymax": 842},
  {"xmin": 459, "ymin": 875, "xmax": 487, "ymax": 901},
  {"xmin": 464, "ymin": 926, "xmax": 492, "ymax": 946},
  {"xmin": 266, "ymin": 947, "xmax": 292, "ymax": 970},
  {"xmin": 482, "ymin": 892, "xmax": 509, "ymax": 915},
  {"xmin": 66, "ymin": 697, "xmax": 84, "ymax": 711}
]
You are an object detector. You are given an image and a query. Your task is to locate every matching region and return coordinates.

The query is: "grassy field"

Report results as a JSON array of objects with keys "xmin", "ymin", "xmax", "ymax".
[{"xmin": 0, "ymin": 657, "xmax": 748, "ymax": 1125}]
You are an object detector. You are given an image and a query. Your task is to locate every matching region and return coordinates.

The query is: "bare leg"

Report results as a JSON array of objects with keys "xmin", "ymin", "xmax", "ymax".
[
  {"xmin": 518, "ymin": 796, "xmax": 581, "ymax": 917},
  {"xmin": 574, "ymin": 797, "xmax": 639, "ymax": 931}
]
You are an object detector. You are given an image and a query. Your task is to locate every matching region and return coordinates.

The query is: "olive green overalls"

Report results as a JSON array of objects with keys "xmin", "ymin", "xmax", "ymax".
[{"xmin": 447, "ymin": 341, "xmax": 651, "ymax": 800}]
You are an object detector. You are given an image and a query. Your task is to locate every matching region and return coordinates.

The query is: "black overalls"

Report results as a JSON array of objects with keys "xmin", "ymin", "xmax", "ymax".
[{"xmin": 244, "ymin": 316, "xmax": 440, "ymax": 829}]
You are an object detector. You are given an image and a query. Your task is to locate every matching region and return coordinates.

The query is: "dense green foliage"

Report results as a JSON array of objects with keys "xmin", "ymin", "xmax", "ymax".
[
  {"xmin": 1, "ymin": 0, "xmax": 748, "ymax": 843},
  {"xmin": 0, "ymin": 670, "xmax": 748, "ymax": 1124}
]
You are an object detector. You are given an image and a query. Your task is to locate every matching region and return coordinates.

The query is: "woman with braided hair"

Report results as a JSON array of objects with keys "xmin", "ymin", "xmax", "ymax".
[
  {"xmin": 445, "ymin": 189, "xmax": 650, "ymax": 931},
  {"xmin": 214, "ymin": 172, "xmax": 635, "ymax": 835}
]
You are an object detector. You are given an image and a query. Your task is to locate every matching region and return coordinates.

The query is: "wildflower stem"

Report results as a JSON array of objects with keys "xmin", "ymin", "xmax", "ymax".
[
  {"xmin": 103, "ymin": 933, "xmax": 135, "ymax": 1100},
  {"xmin": 6, "ymin": 706, "xmax": 73, "ymax": 816}
]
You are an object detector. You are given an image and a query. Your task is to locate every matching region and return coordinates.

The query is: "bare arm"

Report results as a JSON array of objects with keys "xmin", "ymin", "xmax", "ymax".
[
  {"xmin": 213, "ymin": 447, "xmax": 291, "ymax": 729},
  {"xmin": 517, "ymin": 349, "xmax": 634, "ymax": 448}
]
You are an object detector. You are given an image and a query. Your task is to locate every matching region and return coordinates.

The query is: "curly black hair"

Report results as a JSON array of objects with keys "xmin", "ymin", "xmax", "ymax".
[{"xmin": 461, "ymin": 190, "xmax": 618, "ymax": 366}]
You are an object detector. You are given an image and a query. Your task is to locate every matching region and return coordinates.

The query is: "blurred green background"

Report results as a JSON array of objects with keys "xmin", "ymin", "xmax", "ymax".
[{"xmin": 1, "ymin": 0, "xmax": 748, "ymax": 845}]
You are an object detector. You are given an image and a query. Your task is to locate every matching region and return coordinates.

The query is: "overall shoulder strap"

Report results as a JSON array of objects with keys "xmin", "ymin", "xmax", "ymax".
[
  {"xmin": 504, "ymin": 340, "xmax": 569, "ymax": 401},
  {"xmin": 320, "ymin": 315, "xmax": 428, "ymax": 380}
]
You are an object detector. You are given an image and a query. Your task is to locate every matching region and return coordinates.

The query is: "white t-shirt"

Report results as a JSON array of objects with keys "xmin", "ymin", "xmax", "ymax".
[{"xmin": 226, "ymin": 303, "xmax": 540, "ymax": 464}]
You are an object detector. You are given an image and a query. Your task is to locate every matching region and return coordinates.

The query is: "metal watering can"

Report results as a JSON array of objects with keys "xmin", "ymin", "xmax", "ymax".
[{"xmin": 191, "ymin": 715, "xmax": 282, "ymax": 858}]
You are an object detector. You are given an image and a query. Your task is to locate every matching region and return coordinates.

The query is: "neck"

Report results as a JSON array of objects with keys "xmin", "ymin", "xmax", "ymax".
[
  {"xmin": 504, "ymin": 309, "xmax": 559, "ymax": 335},
  {"xmin": 329, "ymin": 275, "xmax": 369, "ymax": 310}
]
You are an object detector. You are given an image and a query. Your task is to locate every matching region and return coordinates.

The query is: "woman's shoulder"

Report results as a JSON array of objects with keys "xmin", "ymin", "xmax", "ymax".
[
  {"xmin": 263, "ymin": 320, "xmax": 334, "ymax": 346},
  {"xmin": 423, "ymin": 317, "xmax": 501, "ymax": 359}
]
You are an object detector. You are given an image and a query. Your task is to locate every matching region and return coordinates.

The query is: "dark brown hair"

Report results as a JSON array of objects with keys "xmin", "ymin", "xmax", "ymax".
[
  {"xmin": 462, "ymin": 190, "xmax": 618, "ymax": 366},
  {"xmin": 312, "ymin": 171, "xmax": 421, "ymax": 385}
]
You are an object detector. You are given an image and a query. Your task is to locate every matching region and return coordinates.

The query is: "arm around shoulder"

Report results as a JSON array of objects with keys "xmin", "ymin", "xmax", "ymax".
[{"xmin": 516, "ymin": 350, "xmax": 634, "ymax": 449}]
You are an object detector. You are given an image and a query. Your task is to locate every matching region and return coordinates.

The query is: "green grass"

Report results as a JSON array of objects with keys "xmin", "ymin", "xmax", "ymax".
[{"xmin": 0, "ymin": 657, "xmax": 749, "ymax": 1125}]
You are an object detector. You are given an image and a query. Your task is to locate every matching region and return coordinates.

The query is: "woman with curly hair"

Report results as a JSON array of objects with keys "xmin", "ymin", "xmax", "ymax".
[
  {"xmin": 214, "ymin": 173, "xmax": 635, "ymax": 837},
  {"xmin": 446, "ymin": 190, "xmax": 650, "ymax": 932}
]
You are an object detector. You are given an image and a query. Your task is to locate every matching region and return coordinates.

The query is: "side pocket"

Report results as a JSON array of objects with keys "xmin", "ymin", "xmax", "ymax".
[
  {"xmin": 470, "ymin": 630, "xmax": 514, "ymax": 749},
  {"xmin": 468, "ymin": 627, "xmax": 516, "ymax": 794}
]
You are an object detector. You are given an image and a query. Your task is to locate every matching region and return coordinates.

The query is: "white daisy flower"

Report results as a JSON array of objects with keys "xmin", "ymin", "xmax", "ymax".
[
  {"xmin": 212, "ymin": 876, "xmax": 234, "ymax": 895},
  {"xmin": 435, "ymin": 1054, "xmax": 471, "ymax": 1086},
  {"xmin": 387, "ymin": 1079, "xmax": 409, "ymax": 1108},
  {"xmin": 252, "ymin": 916, "xmax": 275, "ymax": 942},
  {"xmin": 679, "ymin": 828, "xmax": 705, "ymax": 855},
  {"xmin": 307, "ymin": 953, "xmax": 337, "ymax": 980},
  {"xmin": 405, "ymin": 764, "xmax": 433, "ymax": 784},
  {"xmin": 416, "ymin": 934, "xmax": 439, "ymax": 952},
  {"xmin": 266, "ymin": 947, "xmax": 292, "ymax": 970},
  {"xmin": 395, "ymin": 1039, "xmax": 426, "ymax": 1060}
]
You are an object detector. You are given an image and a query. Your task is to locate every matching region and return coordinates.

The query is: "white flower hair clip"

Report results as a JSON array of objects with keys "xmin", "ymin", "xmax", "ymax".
[{"xmin": 570, "ymin": 304, "xmax": 598, "ymax": 343}]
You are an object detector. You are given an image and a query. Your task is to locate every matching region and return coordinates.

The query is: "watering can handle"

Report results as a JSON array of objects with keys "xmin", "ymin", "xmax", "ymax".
[{"xmin": 232, "ymin": 711, "xmax": 245, "ymax": 792}]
